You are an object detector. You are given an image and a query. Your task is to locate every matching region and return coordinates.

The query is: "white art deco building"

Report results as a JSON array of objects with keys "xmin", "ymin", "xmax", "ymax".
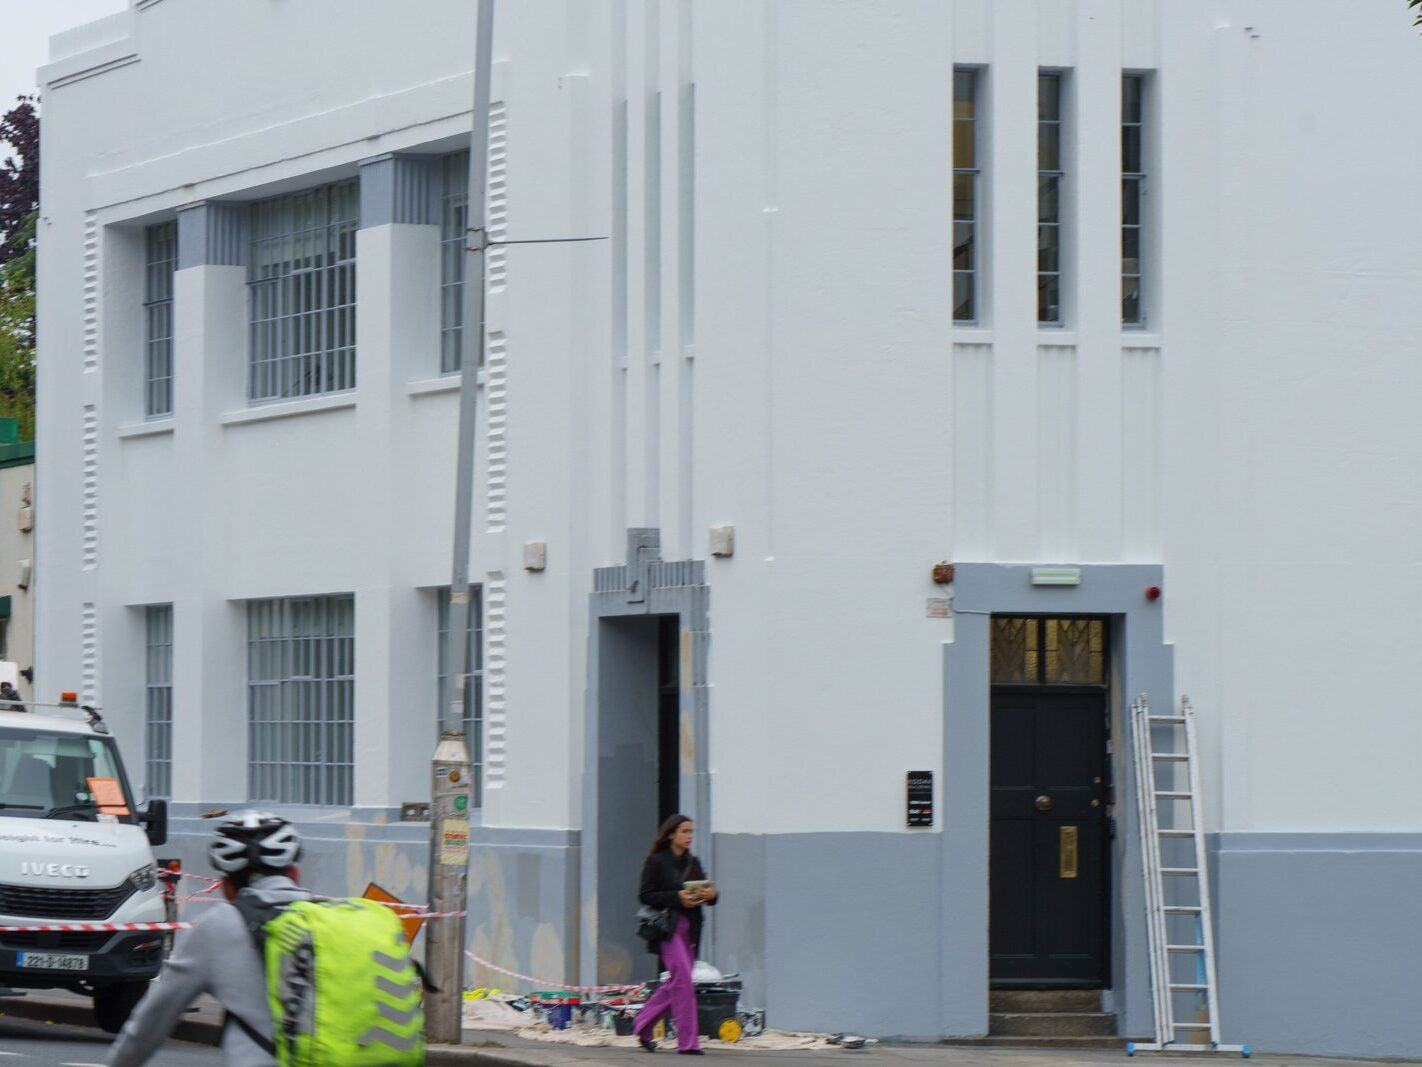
[{"xmin": 34, "ymin": 0, "xmax": 1422, "ymax": 1056}]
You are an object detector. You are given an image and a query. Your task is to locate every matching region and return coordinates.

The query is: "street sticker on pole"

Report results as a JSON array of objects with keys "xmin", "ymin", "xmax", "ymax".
[{"xmin": 440, "ymin": 818, "xmax": 470, "ymax": 866}]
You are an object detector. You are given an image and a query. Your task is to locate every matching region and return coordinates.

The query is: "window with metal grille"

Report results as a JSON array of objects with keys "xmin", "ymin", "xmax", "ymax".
[
  {"xmin": 248, "ymin": 181, "xmax": 358, "ymax": 402},
  {"xmin": 247, "ymin": 594, "xmax": 354, "ymax": 806},
  {"xmin": 953, "ymin": 67, "xmax": 980, "ymax": 323},
  {"xmin": 441, "ymin": 152, "xmax": 470, "ymax": 374},
  {"xmin": 144, "ymin": 222, "xmax": 177, "ymax": 417},
  {"xmin": 1038, "ymin": 72, "xmax": 1064, "ymax": 325},
  {"xmin": 144, "ymin": 605, "xmax": 173, "ymax": 799},
  {"xmin": 436, "ymin": 587, "xmax": 483, "ymax": 806},
  {"xmin": 1122, "ymin": 74, "xmax": 1146, "ymax": 326}
]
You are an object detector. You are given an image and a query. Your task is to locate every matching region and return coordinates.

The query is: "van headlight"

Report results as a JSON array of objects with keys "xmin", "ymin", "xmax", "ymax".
[{"xmin": 128, "ymin": 864, "xmax": 158, "ymax": 892}]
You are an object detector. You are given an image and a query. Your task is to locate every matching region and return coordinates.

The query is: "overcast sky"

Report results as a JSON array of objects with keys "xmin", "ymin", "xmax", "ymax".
[{"xmin": 0, "ymin": 0, "xmax": 128, "ymax": 112}]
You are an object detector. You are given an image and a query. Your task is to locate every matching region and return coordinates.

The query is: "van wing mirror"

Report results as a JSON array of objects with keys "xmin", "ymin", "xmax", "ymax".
[{"xmin": 144, "ymin": 798, "xmax": 168, "ymax": 847}]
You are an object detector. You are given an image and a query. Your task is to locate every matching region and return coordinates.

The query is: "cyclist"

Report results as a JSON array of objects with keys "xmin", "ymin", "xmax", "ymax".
[{"xmin": 107, "ymin": 811, "xmax": 310, "ymax": 1067}]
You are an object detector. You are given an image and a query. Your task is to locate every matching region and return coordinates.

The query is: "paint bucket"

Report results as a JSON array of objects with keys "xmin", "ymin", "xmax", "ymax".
[{"xmin": 543, "ymin": 996, "xmax": 578, "ymax": 1030}]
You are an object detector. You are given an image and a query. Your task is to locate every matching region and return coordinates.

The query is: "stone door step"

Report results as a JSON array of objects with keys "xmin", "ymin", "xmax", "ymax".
[
  {"xmin": 990, "ymin": 1011, "xmax": 1118, "ymax": 1037},
  {"xmin": 989, "ymin": 989, "xmax": 1103, "ymax": 1013}
]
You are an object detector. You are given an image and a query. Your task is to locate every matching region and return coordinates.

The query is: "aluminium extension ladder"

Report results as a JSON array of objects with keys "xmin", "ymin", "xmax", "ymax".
[{"xmin": 1127, "ymin": 695, "xmax": 1249, "ymax": 1056}]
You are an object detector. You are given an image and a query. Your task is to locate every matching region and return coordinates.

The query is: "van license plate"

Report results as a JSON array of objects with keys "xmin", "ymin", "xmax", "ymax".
[{"xmin": 18, "ymin": 952, "xmax": 87, "ymax": 971}]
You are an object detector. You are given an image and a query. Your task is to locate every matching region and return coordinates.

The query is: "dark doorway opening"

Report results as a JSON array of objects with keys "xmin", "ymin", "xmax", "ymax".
[
  {"xmin": 989, "ymin": 616, "xmax": 1111, "ymax": 987},
  {"xmin": 658, "ymin": 615, "xmax": 681, "ymax": 822},
  {"xmin": 593, "ymin": 613, "xmax": 682, "ymax": 984}
]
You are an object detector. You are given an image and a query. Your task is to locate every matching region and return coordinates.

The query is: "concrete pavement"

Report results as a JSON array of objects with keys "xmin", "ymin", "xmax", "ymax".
[{"xmin": 0, "ymin": 988, "xmax": 1411, "ymax": 1067}]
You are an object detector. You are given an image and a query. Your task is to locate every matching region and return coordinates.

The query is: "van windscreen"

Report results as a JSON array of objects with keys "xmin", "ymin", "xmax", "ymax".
[{"xmin": 0, "ymin": 727, "xmax": 134, "ymax": 822}]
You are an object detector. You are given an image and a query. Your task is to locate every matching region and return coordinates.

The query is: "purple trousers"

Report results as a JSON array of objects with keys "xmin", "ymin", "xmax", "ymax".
[{"xmin": 633, "ymin": 913, "xmax": 700, "ymax": 1051}]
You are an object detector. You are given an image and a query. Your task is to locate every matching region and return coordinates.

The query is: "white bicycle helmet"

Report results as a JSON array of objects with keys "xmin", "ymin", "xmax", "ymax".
[{"xmin": 208, "ymin": 810, "xmax": 302, "ymax": 879}]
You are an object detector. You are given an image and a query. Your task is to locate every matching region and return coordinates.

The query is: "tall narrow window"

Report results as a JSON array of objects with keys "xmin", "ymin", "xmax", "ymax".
[
  {"xmin": 248, "ymin": 181, "xmax": 358, "ymax": 402},
  {"xmin": 144, "ymin": 222, "xmax": 177, "ymax": 417},
  {"xmin": 953, "ymin": 68, "xmax": 980, "ymax": 323},
  {"xmin": 440, "ymin": 152, "xmax": 470, "ymax": 374},
  {"xmin": 145, "ymin": 605, "xmax": 173, "ymax": 799},
  {"xmin": 1122, "ymin": 74, "xmax": 1146, "ymax": 326},
  {"xmin": 247, "ymin": 594, "xmax": 354, "ymax": 806},
  {"xmin": 1038, "ymin": 72, "xmax": 1064, "ymax": 325},
  {"xmin": 437, "ymin": 586, "xmax": 483, "ymax": 806}
]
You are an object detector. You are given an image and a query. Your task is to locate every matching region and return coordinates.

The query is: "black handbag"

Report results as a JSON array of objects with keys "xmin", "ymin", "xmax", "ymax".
[{"xmin": 636, "ymin": 904, "xmax": 676, "ymax": 944}]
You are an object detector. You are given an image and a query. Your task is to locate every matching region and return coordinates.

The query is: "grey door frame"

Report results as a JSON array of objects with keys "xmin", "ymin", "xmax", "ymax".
[
  {"xmin": 940, "ymin": 562, "xmax": 1168, "ymax": 1039},
  {"xmin": 580, "ymin": 528, "xmax": 712, "ymax": 988}
]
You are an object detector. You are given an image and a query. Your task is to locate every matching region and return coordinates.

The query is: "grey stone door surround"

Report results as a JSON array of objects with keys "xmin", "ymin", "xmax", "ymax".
[
  {"xmin": 941, "ymin": 562, "xmax": 1167, "ymax": 1039},
  {"xmin": 580, "ymin": 529, "xmax": 712, "ymax": 987}
]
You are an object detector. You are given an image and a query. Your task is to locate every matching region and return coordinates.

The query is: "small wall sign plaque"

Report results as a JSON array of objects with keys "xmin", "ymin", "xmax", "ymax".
[{"xmin": 907, "ymin": 770, "xmax": 934, "ymax": 827}]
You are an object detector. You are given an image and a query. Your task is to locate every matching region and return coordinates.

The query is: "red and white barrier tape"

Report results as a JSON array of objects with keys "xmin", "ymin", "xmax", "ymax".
[
  {"xmin": 0, "ymin": 921, "xmax": 192, "ymax": 933},
  {"xmin": 0, "ymin": 908, "xmax": 463, "ymax": 932},
  {"xmin": 464, "ymin": 950, "xmax": 643, "ymax": 994}
]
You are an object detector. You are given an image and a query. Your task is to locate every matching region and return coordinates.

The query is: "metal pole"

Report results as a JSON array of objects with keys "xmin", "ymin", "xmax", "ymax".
[{"xmin": 425, "ymin": 0, "xmax": 494, "ymax": 1044}]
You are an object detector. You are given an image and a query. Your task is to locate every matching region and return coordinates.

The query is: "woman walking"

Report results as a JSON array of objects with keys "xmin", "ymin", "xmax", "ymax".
[{"xmin": 633, "ymin": 814, "xmax": 718, "ymax": 1054}]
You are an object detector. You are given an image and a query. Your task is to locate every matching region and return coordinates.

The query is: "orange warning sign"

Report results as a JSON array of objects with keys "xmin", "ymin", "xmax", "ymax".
[
  {"xmin": 363, "ymin": 882, "xmax": 425, "ymax": 945},
  {"xmin": 86, "ymin": 776, "xmax": 130, "ymax": 816}
]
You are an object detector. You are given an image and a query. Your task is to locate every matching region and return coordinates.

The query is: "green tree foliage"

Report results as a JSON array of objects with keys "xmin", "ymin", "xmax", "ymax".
[
  {"xmin": 1412, "ymin": 0, "xmax": 1422, "ymax": 26},
  {"xmin": 0, "ymin": 96, "xmax": 38, "ymax": 440}
]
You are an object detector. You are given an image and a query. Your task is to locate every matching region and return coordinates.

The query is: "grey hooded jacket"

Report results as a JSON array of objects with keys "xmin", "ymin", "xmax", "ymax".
[{"xmin": 107, "ymin": 875, "xmax": 311, "ymax": 1067}]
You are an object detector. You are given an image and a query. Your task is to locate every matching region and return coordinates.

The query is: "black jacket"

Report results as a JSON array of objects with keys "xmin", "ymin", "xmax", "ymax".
[{"xmin": 639, "ymin": 848, "xmax": 717, "ymax": 955}]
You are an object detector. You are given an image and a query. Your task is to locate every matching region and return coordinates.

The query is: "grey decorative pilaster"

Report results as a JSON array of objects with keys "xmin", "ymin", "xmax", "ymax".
[
  {"xmin": 358, "ymin": 153, "xmax": 439, "ymax": 228},
  {"xmin": 176, "ymin": 201, "xmax": 248, "ymax": 269}
]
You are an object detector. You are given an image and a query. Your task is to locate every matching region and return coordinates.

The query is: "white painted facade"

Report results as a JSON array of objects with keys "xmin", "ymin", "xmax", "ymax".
[{"xmin": 33, "ymin": 0, "xmax": 1422, "ymax": 1055}]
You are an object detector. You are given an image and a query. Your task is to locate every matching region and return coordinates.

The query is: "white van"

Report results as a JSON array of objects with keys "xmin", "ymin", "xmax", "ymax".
[{"xmin": 0, "ymin": 704, "xmax": 169, "ymax": 1032}]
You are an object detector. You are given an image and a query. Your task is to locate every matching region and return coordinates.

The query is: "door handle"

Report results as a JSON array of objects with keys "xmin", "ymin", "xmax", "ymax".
[{"xmin": 1034, "ymin": 794, "xmax": 1053, "ymax": 812}]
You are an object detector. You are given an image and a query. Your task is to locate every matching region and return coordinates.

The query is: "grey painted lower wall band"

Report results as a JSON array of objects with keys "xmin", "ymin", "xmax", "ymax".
[{"xmin": 161, "ymin": 810, "xmax": 1422, "ymax": 1056}]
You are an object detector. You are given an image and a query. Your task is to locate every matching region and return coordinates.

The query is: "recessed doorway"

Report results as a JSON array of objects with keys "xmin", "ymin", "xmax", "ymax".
[{"xmin": 989, "ymin": 616, "xmax": 1111, "ymax": 987}]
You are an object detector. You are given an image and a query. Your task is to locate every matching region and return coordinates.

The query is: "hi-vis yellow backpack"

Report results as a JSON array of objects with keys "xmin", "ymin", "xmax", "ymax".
[{"xmin": 231, "ymin": 897, "xmax": 425, "ymax": 1067}]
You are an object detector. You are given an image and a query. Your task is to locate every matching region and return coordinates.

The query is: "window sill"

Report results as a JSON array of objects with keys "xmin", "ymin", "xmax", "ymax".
[
  {"xmin": 406, "ymin": 370, "xmax": 485, "ymax": 397},
  {"xmin": 407, "ymin": 375, "xmax": 458, "ymax": 397},
  {"xmin": 221, "ymin": 392, "xmax": 356, "ymax": 426},
  {"xmin": 952, "ymin": 327, "xmax": 994, "ymax": 345},
  {"xmin": 1121, "ymin": 331, "xmax": 1163, "ymax": 349},
  {"xmin": 117, "ymin": 418, "xmax": 175, "ymax": 440},
  {"xmin": 1036, "ymin": 330, "xmax": 1078, "ymax": 346}
]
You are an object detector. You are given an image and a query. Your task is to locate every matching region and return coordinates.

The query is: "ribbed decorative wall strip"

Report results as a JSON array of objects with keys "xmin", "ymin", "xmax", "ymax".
[
  {"xmin": 485, "ymin": 331, "xmax": 508, "ymax": 532},
  {"xmin": 393, "ymin": 156, "xmax": 438, "ymax": 225},
  {"xmin": 486, "ymin": 102, "xmax": 508, "ymax": 291},
  {"xmin": 82, "ymin": 215, "xmax": 99, "ymax": 372},
  {"xmin": 482, "ymin": 573, "xmax": 507, "ymax": 788},
  {"xmin": 81, "ymin": 405, "xmax": 99, "ymax": 569},
  {"xmin": 80, "ymin": 602, "xmax": 98, "ymax": 704}
]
